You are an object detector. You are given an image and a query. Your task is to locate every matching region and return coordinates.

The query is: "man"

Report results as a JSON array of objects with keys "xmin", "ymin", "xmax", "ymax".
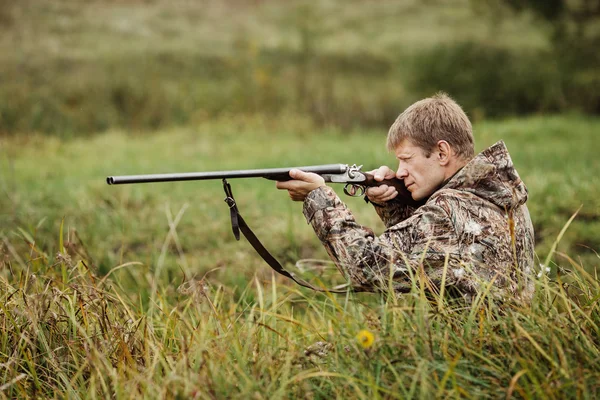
[{"xmin": 276, "ymin": 93, "xmax": 535, "ymax": 302}]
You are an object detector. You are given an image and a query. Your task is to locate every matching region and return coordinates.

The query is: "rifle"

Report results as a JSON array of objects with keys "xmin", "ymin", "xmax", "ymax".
[
  {"xmin": 106, "ymin": 164, "xmax": 419, "ymax": 293},
  {"xmin": 107, "ymin": 163, "xmax": 415, "ymax": 200}
]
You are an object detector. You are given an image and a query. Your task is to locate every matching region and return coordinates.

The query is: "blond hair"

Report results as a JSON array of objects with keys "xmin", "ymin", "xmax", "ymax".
[{"xmin": 387, "ymin": 93, "xmax": 474, "ymax": 160}]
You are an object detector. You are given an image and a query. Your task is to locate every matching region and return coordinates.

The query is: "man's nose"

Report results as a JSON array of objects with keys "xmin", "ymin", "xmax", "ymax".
[{"xmin": 396, "ymin": 167, "xmax": 408, "ymax": 179}]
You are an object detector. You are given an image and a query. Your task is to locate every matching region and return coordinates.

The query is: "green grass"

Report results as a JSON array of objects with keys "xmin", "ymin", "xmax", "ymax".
[
  {"xmin": 1, "ymin": 114, "xmax": 599, "ymax": 397},
  {"xmin": 2, "ymin": 114, "xmax": 598, "ymax": 277},
  {"xmin": 1, "ymin": 216, "xmax": 599, "ymax": 398}
]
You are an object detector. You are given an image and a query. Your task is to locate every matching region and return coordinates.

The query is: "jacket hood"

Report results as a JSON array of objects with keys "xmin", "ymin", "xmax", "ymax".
[{"xmin": 441, "ymin": 141, "xmax": 528, "ymax": 210}]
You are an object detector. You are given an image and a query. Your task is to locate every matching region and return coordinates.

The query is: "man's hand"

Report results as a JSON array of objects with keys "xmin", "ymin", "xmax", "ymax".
[
  {"xmin": 366, "ymin": 166, "xmax": 398, "ymax": 203},
  {"xmin": 276, "ymin": 169, "xmax": 326, "ymax": 201}
]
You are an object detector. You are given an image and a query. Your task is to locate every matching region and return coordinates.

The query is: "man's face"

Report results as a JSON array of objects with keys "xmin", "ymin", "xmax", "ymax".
[{"xmin": 394, "ymin": 139, "xmax": 446, "ymax": 201}]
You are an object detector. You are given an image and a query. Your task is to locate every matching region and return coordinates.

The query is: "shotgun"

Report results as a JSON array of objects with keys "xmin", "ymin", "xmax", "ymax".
[
  {"xmin": 107, "ymin": 163, "xmax": 417, "ymax": 204},
  {"xmin": 106, "ymin": 164, "xmax": 420, "ymax": 293}
]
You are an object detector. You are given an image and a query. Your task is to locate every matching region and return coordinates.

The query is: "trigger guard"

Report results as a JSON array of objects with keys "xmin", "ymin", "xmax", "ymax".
[{"xmin": 343, "ymin": 184, "xmax": 365, "ymax": 197}]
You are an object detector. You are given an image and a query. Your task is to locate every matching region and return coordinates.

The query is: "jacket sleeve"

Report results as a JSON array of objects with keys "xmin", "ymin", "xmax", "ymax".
[
  {"xmin": 370, "ymin": 197, "xmax": 420, "ymax": 228},
  {"xmin": 303, "ymin": 186, "xmax": 461, "ymax": 292}
]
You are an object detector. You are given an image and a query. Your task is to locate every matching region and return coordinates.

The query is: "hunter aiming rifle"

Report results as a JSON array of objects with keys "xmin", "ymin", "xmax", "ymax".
[{"xmin": 107, "ymin": 164, "xmax": 419, "ymax": 293}]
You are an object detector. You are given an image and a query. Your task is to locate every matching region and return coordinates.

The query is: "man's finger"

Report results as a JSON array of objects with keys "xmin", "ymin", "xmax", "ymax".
[
  {"xmin": 379, "ymin": 189, "xmax": 398, "ymax": 202},
  {"xmin": 289, "ymin": 191, "xmax": 305, "ymax": 201},
  {"xmin": 289, "ymin": 169, "xmax": 320, "ymax": 182},
  {"xmin": 276, "ymin": 181, "xmax": 293, "ymax": 190},
  {"xmin": 366, "ymin": 183, "xmax": 399, "ymax": 203},
  {"xmin": 374, "ymin": 167, "xmax": 386, "ymax": 181},
  {"xmin": 373, "ymin": 166, "xmax": 395, "ymax": 181},
  {"xmin": 366, "ymin": 185, "xmax": 388, "ymax": 197},
  {"xmin": 381, "ymin": 166, "xmax": 396, "ymax": 180},
  {"xmin": 384, "ymin": 186, "xmax": 397, "ymax": 197},
  {"xmin": 289, "ymin": 169, "xmax": 302, "ymax": 179}
]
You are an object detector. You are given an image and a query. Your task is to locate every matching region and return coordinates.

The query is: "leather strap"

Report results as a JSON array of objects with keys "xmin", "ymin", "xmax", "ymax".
[
  {"xmin": 222, "ymin": 179, "xmax": 361, "ymax": 294},
  {"xmin": 223, "ymin": 179, "xmax": 240, "ymax": 240}
]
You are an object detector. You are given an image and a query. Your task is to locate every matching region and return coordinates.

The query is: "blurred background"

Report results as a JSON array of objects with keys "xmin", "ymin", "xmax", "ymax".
[
  {"xmin": 1, "ymin": 0, "xmax": 599, "ymax": 134},
  {"xmin": 1, "ymin": 0, "xmax": 599, "ymax": 288}
]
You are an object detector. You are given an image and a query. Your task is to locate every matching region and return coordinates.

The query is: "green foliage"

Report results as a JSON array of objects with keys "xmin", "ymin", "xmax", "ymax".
[
  {"xmin": 407, "ymin": 42, "xmax": 563, "ymax": 119},
  {"xmin": 553, "ymin": 34, "xmax": 600, "ymax": 114},
  {"xmin": 1, "ymin": 220, "xmax": 599, "ymax": 398},
  {"xmin": 479, "ymin": 0, "xmax": 600, "ymax": 114},
  {"xmin": 501, "ymin": 0, "xmax": 565, "ymax": 21},
  {"xmin": 2, "ymin": 0, "xmax": 594, "ymax": 137}
]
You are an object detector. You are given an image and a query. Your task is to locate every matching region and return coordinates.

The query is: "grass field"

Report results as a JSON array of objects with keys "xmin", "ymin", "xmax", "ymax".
[
  {"xmin": 2, "ymin": 114, "xmax": 599, "ymax": 278},
  {"xmin": 1, "ymin": 115, "xmax": 599, "ymax": 397},
  {"xmin": 1, "ymin": 0, "xmax": 600, "ymax": 397}
]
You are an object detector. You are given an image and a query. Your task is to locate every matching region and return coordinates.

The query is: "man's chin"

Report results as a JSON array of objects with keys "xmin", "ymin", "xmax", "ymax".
[{"xmin": 410, "ymin": 190, "xmax": 427, "ymax": 202}]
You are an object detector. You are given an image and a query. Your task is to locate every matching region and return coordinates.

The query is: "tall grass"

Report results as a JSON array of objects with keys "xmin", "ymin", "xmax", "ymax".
[
  {"xmin": 1, "ymin": 221, "xmax": 599, "ymax": 398},
  {"xmin": 1, "ymin": 114, "xmax": 598, "ymax": 397}
]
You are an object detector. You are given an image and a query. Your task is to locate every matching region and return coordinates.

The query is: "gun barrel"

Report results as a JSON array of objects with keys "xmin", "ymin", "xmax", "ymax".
[{"xmin": 106, "ymin": 164, "xmax": 347, "ymax": 185}]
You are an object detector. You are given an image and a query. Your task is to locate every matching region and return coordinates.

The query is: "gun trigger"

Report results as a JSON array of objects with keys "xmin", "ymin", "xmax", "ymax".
[{"xmin": 344, "ymin": 184, "xmax": 364, "ymax": 197}]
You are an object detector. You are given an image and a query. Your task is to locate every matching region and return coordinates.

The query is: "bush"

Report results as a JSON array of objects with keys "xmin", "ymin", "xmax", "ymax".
[
  {"xmin": 554, "ymin": 35, "xmax": 600, "ymax": 114},
  {"xmin": 406, "ymin": 41, "xmax": 564, "ymax": 119}
]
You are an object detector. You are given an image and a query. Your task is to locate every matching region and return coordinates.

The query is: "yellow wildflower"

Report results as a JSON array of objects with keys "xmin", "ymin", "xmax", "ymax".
[{"xmin": 356, "ymin": 329, "xmax": 375, "ymax": 349}]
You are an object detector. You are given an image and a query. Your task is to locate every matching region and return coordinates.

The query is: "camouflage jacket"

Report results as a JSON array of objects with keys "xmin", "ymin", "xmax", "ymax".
[{"xmin": 302, "ymin": 141, "xmax": 535, "ymax": 302}]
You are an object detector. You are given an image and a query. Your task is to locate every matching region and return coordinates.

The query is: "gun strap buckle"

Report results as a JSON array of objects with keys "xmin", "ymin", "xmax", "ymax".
[
  {"xmin": 224, "ymin": 196, "xmax": 236, "ymax": 209},
  {"xmin": 222, "ymin": 179, "xmax": 240, "ymax": 241}
]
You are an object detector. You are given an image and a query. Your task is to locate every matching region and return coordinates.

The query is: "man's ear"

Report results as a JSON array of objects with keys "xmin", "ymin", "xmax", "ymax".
[{"xmin": 436, "ymin": 140, "xmax": 452, "ymax": 166}]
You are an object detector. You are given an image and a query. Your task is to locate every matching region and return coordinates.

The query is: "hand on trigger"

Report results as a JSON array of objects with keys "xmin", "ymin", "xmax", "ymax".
[{"xmin": 366, "ymin": 166, "xmax": 398, "ymax": 204}]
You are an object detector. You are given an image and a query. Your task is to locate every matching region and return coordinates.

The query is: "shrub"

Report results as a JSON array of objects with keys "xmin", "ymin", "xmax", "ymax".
[{"xmin": 406, "ymin": 41, "xmax": 564, "ymax": 119}]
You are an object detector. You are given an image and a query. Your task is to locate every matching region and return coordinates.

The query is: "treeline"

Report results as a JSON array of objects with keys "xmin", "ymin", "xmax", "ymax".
[
  {"xmin": 1, "ymin": 0, "xmax": 598, "ymax": 136},
  {"xmin": 2, "ymin": 42, "xmax": 597, "ymax": 137}
]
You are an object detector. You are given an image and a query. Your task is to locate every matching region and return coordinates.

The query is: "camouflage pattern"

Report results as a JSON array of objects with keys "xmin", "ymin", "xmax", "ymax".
[{"xmin": 302, "ymin": 141, "xmax": 535, "ymax": 302}]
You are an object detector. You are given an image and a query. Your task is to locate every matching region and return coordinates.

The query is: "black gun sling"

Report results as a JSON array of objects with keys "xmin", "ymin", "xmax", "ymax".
[{"xmin": 222, "ymin": 179, "xmax": 363, "ymax": 294}]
